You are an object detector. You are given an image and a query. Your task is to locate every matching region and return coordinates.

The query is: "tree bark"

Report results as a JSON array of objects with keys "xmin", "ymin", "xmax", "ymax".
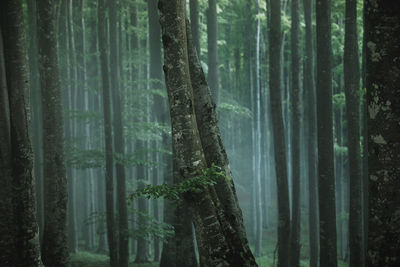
[
  {"xmin": 269, "ymin": 1, "xmax": 291, "ymax": 266},
  {"xmin": 303, "ymin": 0, "xmax": 319, "ymax": 266},
  {"xmin": 108, "ymin": 0, "xmax": 129, "ymax": 265},
  {"xmin": 0, "ymin": 1, "xmax": 43, "ymax": 265},
  {"xmin": 98, "ymin": 0, "xmax": 118, "ymax": 265},
  {"xmin": 289, "ymin": 0, "xmax": 301, "ymax": 266},
  {"xmin": 365, "ymin": 1, "xmax": 400, "ymax": 266},
  {"xmin": 36, "ymin": 0, "xmax": 68, "ymax": 265},
  {"xmin": 344, "ymin": 0, "xmax": 362, "ymax": 266},
  {"xmin": 189, "ymin": 0, "xmax": 200, "ymax": 55},
  {"xmin": 316, "ymin": 0, "xmax": 338, "ymax": 266}
]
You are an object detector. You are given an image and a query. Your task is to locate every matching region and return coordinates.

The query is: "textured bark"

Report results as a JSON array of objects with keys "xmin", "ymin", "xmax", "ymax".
[
  {"xmin": 268, "ymin": 1, "xmax": 291, "ymax": 266},
  {"xmin": 36, "ymin": 0, "xmax": 68, "ymax": 266},
  {"xmin": 289, "ymin": 0, "xmax": 301, "ymax": 266},
  {"xmin": 108, "ymin": 0, "xmax": 129, "ymax": 265},
  {"xmin": 365, "ymin": 1, "xmax": 400, "ymax": 266},
  {"xmin": 189, "ymin": 0, "xmax": 200, "ymax": 55},
  {"xmin": 303, "ymin": 0, "xmax": 319, "ymax": 266},
  {"xmin": 186, "ymin": 19, "xmax": 258, "ymax": 267},
  {"xmin": 207, "ymin": 0, "xmax": 219, "ymax": 104},
  {"xmin": 98, "ymin": 0, "xmax": 118, "ymax": 265},
  {"xmin": 344, "ymin": 0, "xmax": 362, "ymax": 266},
  {"xmin": 158, "ymin": 1, "xmax": 242, "ymax": 265},
  {"xmin": 0, "ymin": 1, "xmax": 43, "ymax": 265},
  {"xmin": 316, "ymin": 0, "xmax": 338, "ymax": 266}
]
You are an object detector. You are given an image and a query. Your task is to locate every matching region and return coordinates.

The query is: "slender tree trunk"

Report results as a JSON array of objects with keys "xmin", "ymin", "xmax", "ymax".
[
  {"xmin": 303, "ymin": 0, "xmax": 319, "ymax": 266},
  {"xmin": 207, "ymin": 0, "xmax": 219, "ymax": 103},
  {"xmin": 316, "ymin": 0, "xmax": 338, "ymax": 266},
  {"xmin": 365, "ymin": 1, "xmax": 400, "ymax": 266},
  {"xmin": 269, "ymin": 1, "xmax": 291, "ymax": 266},
  {"xmin": 0, "ymin": 1, "xmax": 43, "ymax": 265},
  {"xmin": 289, "ymin": 0, "xmax": 301, "ymax": 265},
  {"xmin": 108, "ymin": 0, "xmax": 129, "ymax": 265},
  {"xmin": 36, "ymin": 0, "xmax": 68, "ymax": 265},
  {"xmin": 27, "ymin": 0, "xmax": 44, "ymax": 242},
  {"xmin": 344, "ymin": 0, "xmax": 362, "ymax": 266},
  {"xmin": 98, "ymin": 0, "xmax": 118, "ymax": 265}
]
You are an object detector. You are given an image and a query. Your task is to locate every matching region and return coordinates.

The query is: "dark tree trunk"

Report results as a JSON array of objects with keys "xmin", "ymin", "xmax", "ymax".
[
  {"xmin": 108, "ymin": 0, "xmax": 129, "ymax": 265},
  {"xmin": 36, "ymin": 0, "xmax": 68, "ymax": 265},
  {"xmin": 268, "ymin": 1, "xmax": 291, "ymax": 266},
  {"xmin": 344, "ymin": 0, "xmax": 362, "ymax": 266},
  {"xmin": 0, "ymin": 1, "xmax": 43, "ymax": 265},
  {"xmin": 303, "ymin": 0, "xmax": 319, "ymax": 266},
  {"xmin": 316, "ymin": 0, "xmax": 338, "ymax": 266},
  {"xmin": 289, "ymin": 0, "xmax": 301, "ymax": 266},
  {"xmin": 207, "ymin": 0, "xmax": 219, "ymax": 104},
  {"xmin": 365, "ymin": 1, "xmax": 400, "ymax": 266},
  {"xmin": 98, "ymin": 0, "xmax": 118, "ymax": 265}
]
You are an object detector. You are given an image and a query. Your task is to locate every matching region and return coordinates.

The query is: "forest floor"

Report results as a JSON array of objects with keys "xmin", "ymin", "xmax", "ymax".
[{"xmin": 70, "ymin": 228, "xmax": 349, "ymax": 267}]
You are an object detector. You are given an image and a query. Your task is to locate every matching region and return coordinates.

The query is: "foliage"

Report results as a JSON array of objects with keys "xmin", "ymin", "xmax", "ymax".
[
  {"xmin": 69, "ymin": 251, "xmax": 158, "ymax": 267},
  {"xmin": 129, "ymin": 164, "xmax": 227, "ymax": 205}
]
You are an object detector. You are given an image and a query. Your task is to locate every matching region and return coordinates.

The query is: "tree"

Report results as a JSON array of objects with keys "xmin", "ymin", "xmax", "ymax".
[
  {"xmin": 207, "ymin": 0, "xmax": 219, "ymax": 103},
  {"xmin": 0, "ymin": 0, "xmax": 42, "ymax": 265},
  {"xmin": 268, "ymin": 0, "xmax": 291, "ymax": 266},
  {"xmin": 108, "ymin": 0, "xmax": 129, "ymax": 265},
  {"xmin": 343, "ymin": 0, "xmax": 362, "ymax": 266},
  {"xmin": 36, "ymin": 0, "xmax": 68, "ymax": 265},
  {"xmin": 187, "ymin": 19, "xmax": 258, "ymax": 266},
  {"xmin": 98, "ymin": 0, "xmax": 118, "ymax": 265},
  {"xmin": 190, "ymin": 0, "xmax": 200, "ymax": 55},
  {"xmin": 316, "ymin": 0, "xmax": 338, "ymax": 266},
  {"xmin": 289, "ymin": 0, "xmax": 301, "ymax": 265},
  {"xmin": 303, "ymin": 0, "xmax": 319, "ymax": 266},
  {"xmin": 365, "ymin": 1, "xmax": 400, "ymax": 266},
  {"xmin": 159, "ymin": 1, "xmax": 256, "ymax": 265}
]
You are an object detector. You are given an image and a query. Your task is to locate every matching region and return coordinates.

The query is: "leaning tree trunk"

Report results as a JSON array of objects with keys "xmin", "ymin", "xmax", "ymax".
[
  {"xmin": 269, "ymin": 1, "xmax": 291, "ymax": 266},
  {"xmin": 316, "ymin": 0, "xmax": 338, "ymax": 266},
  {"xmin": 98, "ymin": 0, "xmax": 118, "ymax": 265},
  {"xmin": 158, "ymin": 1, "xmax": 256, "ymax": 266},
  {"xmin": 0, "ymin": 1, "xmax": 43, "ymax": 265},
  {"xmin": 344, "ymin": 0, "xmax": 362, "ymax": 266},
  {"xmin": 36, "ymin": 0, "xmax": 68, "ymax": 266},
  {"xmin": 365, "ymin": 1, "xmax": 400, "ymax": 266},
  {"xmin": 186, "ymin": 19, "xmax": 258, "ymax": 267}
]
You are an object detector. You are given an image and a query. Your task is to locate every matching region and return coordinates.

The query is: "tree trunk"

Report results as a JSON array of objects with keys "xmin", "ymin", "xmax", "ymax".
[
  {"xmin": 207, "ymin": 0, "xmax": 219, "ymax": 104},
  {"xmin": 316, "ymin": 0, "xmax": 338, "ymax": 266},
  {"xmin": 189, "ymin": 0, "xmax": 200, "ymax": 55},
  {"xmin": 344, "ymin": 0, "xmax": 362, "ymax": 266},
  {"xmin": 269, "ymin": 1, "xmax": 291, "ymax": 266},
  {"xmin": 365, "ymin": 1, "xmax": 400, "ymax": 266},
  {"xmin": 98, "ymin": 0, "xmax": 118, "ymax": 265},
  {"xmin": 289, "ymin": 0, "xmax": 301, "ymax": 265},
  {"xmin": 108, "ymin": 0, "xmax": 129, "ymax": 265},
  {"xmin": 0, "ymin": 1, "xmax": 43, "ymax": 265},
  {"xmin": 36, "ymin": 0, "xmax": 68, "ymax": 265},
  {"xmin": 303, "ymin": 0, "xmax": 319, "ymax": 266}
]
